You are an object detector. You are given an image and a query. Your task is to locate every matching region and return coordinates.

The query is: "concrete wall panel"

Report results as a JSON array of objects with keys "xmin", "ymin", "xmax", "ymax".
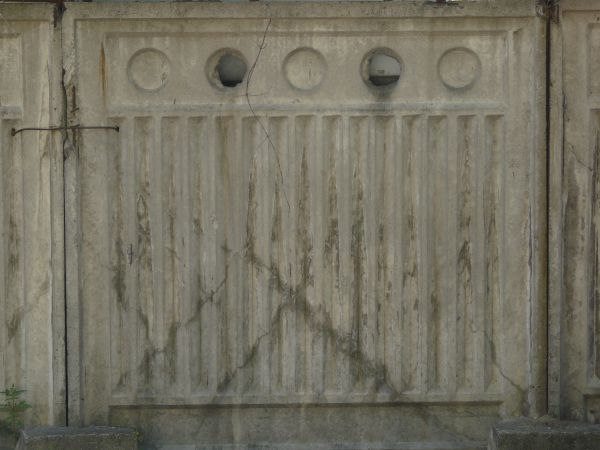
[
  {"xmin": 550, "ymin": 0, "xmax": 600, "ymax": 423},
  {"xmin": 63, "ymin": 2, "xmax": 545, "ymax": 448},
  {"xmin": 0, "ymin": 5, "xmax": 65, "ymax": 427}
]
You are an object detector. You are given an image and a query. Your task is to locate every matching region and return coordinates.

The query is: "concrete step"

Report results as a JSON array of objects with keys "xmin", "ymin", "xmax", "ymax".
[
  {"xmin": 16, "ymin": 426, "xmax": 137, "ymax": 450},
  {"xmin": 489, "ymin": 418, "xmax": 600, "ymax": 450}
]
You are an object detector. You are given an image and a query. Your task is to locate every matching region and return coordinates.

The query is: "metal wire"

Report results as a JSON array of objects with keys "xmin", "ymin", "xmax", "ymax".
[{"xmin": 11, "ymin": 125, "xmax": 120, "ymax": 136}]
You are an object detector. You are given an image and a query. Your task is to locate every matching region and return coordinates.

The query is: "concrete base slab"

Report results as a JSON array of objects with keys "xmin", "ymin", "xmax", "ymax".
[
  {"xmin": 489, "ymin": 418, "xmax": 600, "ymax": 450},
  {"xmin": 16, "ymin": 426, "xmax": 137, "ymax": 450}
]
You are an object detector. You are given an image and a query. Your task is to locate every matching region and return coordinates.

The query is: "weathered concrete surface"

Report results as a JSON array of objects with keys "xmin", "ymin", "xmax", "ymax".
[
  {"xmin": 62, "ymin": 1, "xmax": 546, "ymax": 447},
  {"xmin": 112, "ymin": 404, "xmax": 496, "ymax": 449},
  {"xmin": 0, "ymin": 4, "xmax": 65, "ymax": 427},
  {"xmin": 16, "ymin": 427, "xmax": 137, "ymax": 450},
  {"xmin": 548, "ymin": 0, "xmax": 600, "ymax": 422},
  {"xmin": 488, "ymin": 418, "xmax": 600, "ymax": 450}
]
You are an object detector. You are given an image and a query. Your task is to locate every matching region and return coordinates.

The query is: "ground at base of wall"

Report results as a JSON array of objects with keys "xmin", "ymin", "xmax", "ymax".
[
  {"xmin": 489, "ymin": 417, "xmax": 600, "ymax": 450},
  {"xmin": 0, "ymin": 427, "xmax": 17, "ymax": 450}
]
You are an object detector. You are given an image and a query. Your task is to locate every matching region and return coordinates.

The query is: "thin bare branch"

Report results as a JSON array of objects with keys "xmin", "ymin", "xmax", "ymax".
[{"xmin": 245, "ymin": 18, "xmax": 291, "ymax": 212}]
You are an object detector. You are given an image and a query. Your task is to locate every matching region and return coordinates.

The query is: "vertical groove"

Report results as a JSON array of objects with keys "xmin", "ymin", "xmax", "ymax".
[
  {"xmin": 245, "ymin": 114, "xmax": 266, "ymax": 394},
  {"xmin": 294, "ymin": 115, "xmax": 314, "ymax": 394},
  {"xmin": 349, "ymin": 116, "xmax": 368, "ymax": 392},
  {"xmin": 179, "ymin": 116, "xmax": 191, "ymax": 398},
  {"xmin": 160, "ymin": 117, "xmax": 183, "ymax": 393},
  {"xmin": 426, "ymin": 115, "xmax": 449, "ymax": 392},
  {"xmin": 255, "ymin": 112, "xmax": 272, "ymax": 395},
  {"xmin": 215, "ymin": 116, "xmax": 233, "ymax": 393},
  {"xmin": 18, "ymin": 119, "xmax": 26, "ymax": 390},
  {"xmin": 206, "ymin": 115, "xmax": 219, "ymax": 393},
  {"xmin": 152, "ymin": 117, "xmax": 165, "ymax": 394},
  {"xmin": 594, "ymin": 113, "xmax": 600, "ymax": 381},
  {"xmin": 0, "ymin": 120, "xmax": 9, "ymax": 389},
  {"xmin": 472, "ymin": 115, "xmax": 485, "ymax": 393},
  {"xmin": 123, "ymin": 117, "xmax": 135, "ymax": 400},
  {"xmin": 233, "ymin": 114, "xmax": 247, "ymax": 397},
  {"xmin": 484, "ymin": 115, "xmax": 504, "ymax": 391},
  {"xmin": 311, "ymin": 115, "xmax": 325, "ymax": 395},
  {"xmin": 188, "ymin": 116, "xmax": 208, "ymax": 394},
  {"xmin": 362, "ymin": 116, "xmax": 378, "ymax": 394},
  {"xmin": 338, "ymin": 115, "xmax": 352, "ymax": 394},
  {"xmin": 445, "ymin": 114, "xmax": 458, "ymax": 396},
  {"xmin": 259, "ymin": 114, "xmax": 273, "ymax": 395},
  {"xmin": 282, "ymin": 115, "xmax": 296, "ymax": 395},
  {"xmin": 134, "ymin": 117, "xmax": 157, "ymax": 395},
  {"xmin": 401, "ymin": 115, "xmax": 421, "ymax": 393},
  {"xmin": 4, "ymin": 118, "xmax": 24, "ymax": 388},
  {"xmin": 107, "ymin": 117, "xmax": 129, "ymax": 396},
  {"xmin": 375, "ymin": 116, "xmax": 395, "ymax": 392},
  {"xmin": 268, "ymin": 116, "xmax": 287, "ymax": 395},
  {"xmin": 322, "ymin": 116, "xmax": 342, "ymax": 394},
  {"xmin": 456, "ymin": 115, "xmax": 477, "ymax": 392},
  {"xmin": 206, "ymin": 115, "xmax": 218, "ymax": 393},
  {"xmin": 0, "ymin": 120, "xmax": 4, "ymax": 390},
  {"xmin": 387, "ymin": 115, "xmax": 403, "ymax": 392},
  {"xmin": 243, "ymin": 116, "xmax": 254, "ymax": 395},
  {"xmin": 125, "ymin": 117, "xmax": 137, "ymax": 399}
]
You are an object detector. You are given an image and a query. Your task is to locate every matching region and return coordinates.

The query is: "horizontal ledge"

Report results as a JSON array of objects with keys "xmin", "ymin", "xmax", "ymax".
[
  {"xmin": 107, "ymin": 395, "xmax": 505, "ymax": 407},
  {"xmin": 63, "ymin": 1, "xmax": 539, "ymax": 20},
  {"xmin": 106, "ymin": 103, "xmax": 508, "ymax": 114}
]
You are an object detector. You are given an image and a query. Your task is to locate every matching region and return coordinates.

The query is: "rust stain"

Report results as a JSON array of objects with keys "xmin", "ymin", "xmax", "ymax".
[
  {"xmin": 112, "ymin": 141, "xmax": 128, "ymax": 309},
  {"xmin": 100, "ymin": 43, "xmax": 107, "ymax": 105},
  {"xmin": 112, "ymin": 237, "xmax": 128, "ymax": 310},
  {"xmin": 297, "ymin": 142, "xmax": 313, "ymax": 291},
  {"xmin": 165, "ymin": 322, "xmax": 179, "ymax": 383},
  {"xmin": 295, "ymin": 134, "xmax": 313, "ymax": 391},
  {"xmin": 8, "ymin": 215, "xmax": 19, "ymax": 274},
  {"xmin": 246, "ymin": 149, "xmax": 258, "ymax": 257},
  {"xmin": 350, "ymin": 141, "xmax": 366, "ymax": 386},
  {"xmin": 138, "ymin": 347, "xmax": 155, "ymax": 387},
  {"xmin": 457, "ymin": 117, "xmax": 473, "ymax": 389},
  {"xmin": 271, "ymin": 181, "xmax": 281, "ymax": 245},
  {"xmin": 7, "ymin": 310, "xmax": 21, "ymax": 344},
  {"xmin": 115, "ymin": 372, "xmax": 129, "ymax": 390},
  {"xmin": 564, "ymin": 159, "xmax": 580, "ymax": 337},
  {"xmin": 325, "ymin": 139, "xmax": 339, "ymax": 275}
]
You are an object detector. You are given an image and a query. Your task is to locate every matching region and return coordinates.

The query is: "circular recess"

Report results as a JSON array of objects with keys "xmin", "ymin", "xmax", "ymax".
[
  {"xmin": 207, "ymin": 49, "xmax": 248, "ymax": 89},
  {"xmin": 361, "ymin": 49, "xmax": 402, "ymax": 90},
  {"xmin": 127, "ymin": 48, "xmax": 170, "ymax": 92},
  {"xmin": 437, "ymin": 47, "xmax": 481, "ymax": 90},
  {"xmin": 283, "ymin": 47, "xmax": 327, "ymax": 91}
]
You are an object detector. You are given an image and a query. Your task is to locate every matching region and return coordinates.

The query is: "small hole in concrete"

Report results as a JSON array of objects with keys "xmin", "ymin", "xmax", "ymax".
[
  {"xmin": 217, "ymin": 54, "xmax": 248, "ymax": 88},
  {"xmin": 367, "ymin": 53, "xmax": 401, "ymax": 87}
]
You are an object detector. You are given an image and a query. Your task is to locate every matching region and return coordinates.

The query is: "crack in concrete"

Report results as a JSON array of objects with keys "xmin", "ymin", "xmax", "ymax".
[
  {"xmin": 567, "ymin": 144, "xmax": 593, "ymax": 172},
  {"xmin": 205, "ymin": 245, "xmax": 484, "ymax": 444}
]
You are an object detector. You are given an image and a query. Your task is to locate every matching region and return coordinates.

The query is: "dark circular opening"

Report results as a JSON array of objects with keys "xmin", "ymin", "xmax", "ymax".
[
  {"xmin": 216, "ymin": 54, "xmax": 248, "ymax": 88},
  {"xmin": 365, "ymin": 52, "xmax": 401, "ymax": 88}
]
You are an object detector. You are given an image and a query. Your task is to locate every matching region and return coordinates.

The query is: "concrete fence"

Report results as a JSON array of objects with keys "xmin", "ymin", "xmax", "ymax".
[{"xmin": 0, "ymin": 0, "xmax": 595, "ymax": 448}]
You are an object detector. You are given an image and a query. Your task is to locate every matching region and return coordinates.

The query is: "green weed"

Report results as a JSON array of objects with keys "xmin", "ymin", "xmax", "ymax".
[{"xmin": 0, "ymin": 385, "xmax": 30, "ymax": 434}]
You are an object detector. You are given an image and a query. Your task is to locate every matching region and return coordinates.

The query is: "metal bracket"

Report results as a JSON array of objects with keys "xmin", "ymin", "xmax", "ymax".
[{"xmin": 11, "ymin": 124, "xmax": 120, "ymax": 136}]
